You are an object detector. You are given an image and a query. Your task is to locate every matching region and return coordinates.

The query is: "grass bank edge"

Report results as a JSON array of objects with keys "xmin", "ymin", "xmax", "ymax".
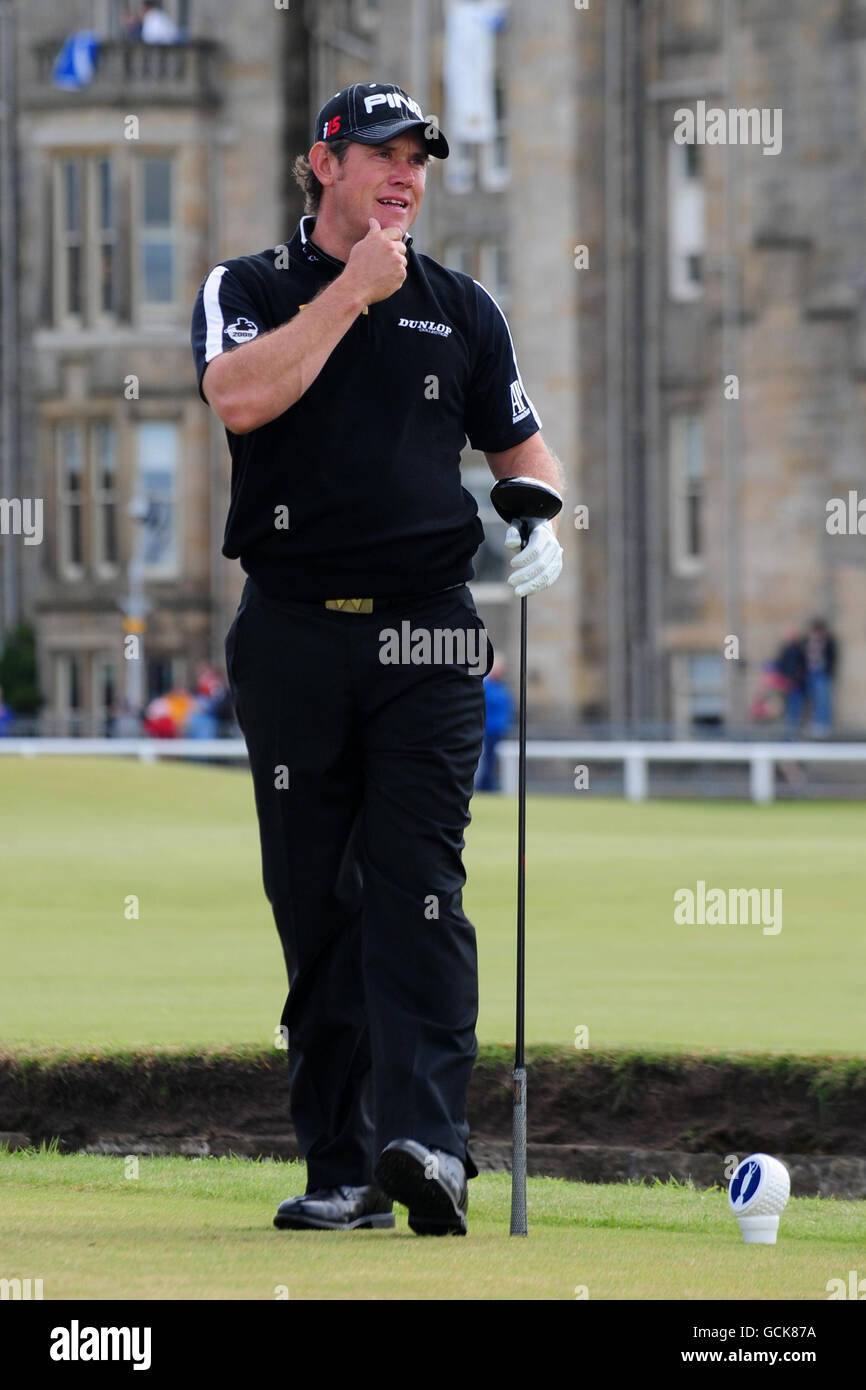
[{"xmin": 1, "ymin": 1042, "xmax": 864, "ymax": 1101}]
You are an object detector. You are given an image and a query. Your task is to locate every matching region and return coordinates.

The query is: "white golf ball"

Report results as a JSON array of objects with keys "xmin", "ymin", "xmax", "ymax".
[{"xmin": 728, "ymin": 1153, "xmax": 790, "ymax": 1216}]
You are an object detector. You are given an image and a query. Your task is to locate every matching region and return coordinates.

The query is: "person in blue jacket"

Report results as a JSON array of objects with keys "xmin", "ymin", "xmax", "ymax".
[{"xmin": 477, "ymin": 659, "xmax": 514, "ymax": 791}]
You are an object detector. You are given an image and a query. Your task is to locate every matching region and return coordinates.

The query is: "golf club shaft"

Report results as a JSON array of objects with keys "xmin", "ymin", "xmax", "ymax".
[
  {"xmin": 510, "ymin": 584, "xmax": 529, "ymax": 1235},
  {"xmin": 516, "ymin": 590, "xmax": 527, "ymax": 1066},
  {"xmin": 488, "ymin": 484, "xmax": 562, "ymax": 1240}
]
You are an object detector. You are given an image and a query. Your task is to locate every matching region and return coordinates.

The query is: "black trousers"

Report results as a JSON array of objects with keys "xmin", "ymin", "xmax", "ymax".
[{"xmin": 224, "ymin": 576, "xmax": 492, "ymax": 1190}]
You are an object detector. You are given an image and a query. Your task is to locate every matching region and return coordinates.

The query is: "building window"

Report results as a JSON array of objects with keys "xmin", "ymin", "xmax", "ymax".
[
  {"xmin": 478, "ymin": 242, "xmax": 509, "ymax": 312},
  {"xmin": 59, "ymin": 160, "xmax": 82, "ymax": 319},
  {"xmin": 56, "ymin": 420, "xmax": 119, "ymax": 578},
  {"xmin": 94, "ymin": 655, "xmax": 117, "ymax": 733},
  {"xmin": 444, "ymin": 1, "xmax": 508, "ymax": 193},
  {"xmin": 93, "ymin": 421, "xmax": 120, "ymax": 573},
  {"xmin": 444, "ymin": 140, "xmax": 476, "ymax": 195},
  {"xmin": 352, "ymin": 0, "xmax": 378, "ymax": 31},
  {"xmin": 479, "ymin": 64, "xmax": 509, "ymax": 191},
  {"xmin": 53, "ymin": 156, "xmax": 117, "ymax": 327},
  {"xmin": 57, "ymin": 423, "xmax": 86, "ymax": 575},
  {"xmin": 137, "ymin": 421, "xmax": 179, "ymax": 574},
  {"xmin": 97, "ymin": 158, "xmax": 116, "ymax": 314},
  {"xmin": 138, "ymin": 157, "xmax": 176, "ymax": 312},
  {"xmin": 669, "ymin": 414, "xmax": 705, "ymax": 575},
  {"xmin": 442, "ymin": 242, "xmax": 508, "ymax": 308},
  {"xmin": 667, "ymin": 139, "xmax": 704, "ymax": 301},
  {"xmin": 671, "ymin": 652, "xmax": 725, "ymax": 733},
  {"xmin": 443, "ymin": 241, "xmax": 474, "ymax": 276}
]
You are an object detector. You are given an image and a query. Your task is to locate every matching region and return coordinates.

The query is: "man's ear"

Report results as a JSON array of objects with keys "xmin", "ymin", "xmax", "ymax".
[{"xmin": 309, "ymin": 140, "xmax": 341, "ymax": 187}]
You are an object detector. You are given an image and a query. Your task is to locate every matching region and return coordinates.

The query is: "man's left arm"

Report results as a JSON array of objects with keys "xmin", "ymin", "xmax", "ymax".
[
  {"xmin": 485, "ymin": 433, "xmax": 565, "ymax": 538},
  {"xmin": 462, "ymin": 279, "xmax": 565, "ymax": 594}
]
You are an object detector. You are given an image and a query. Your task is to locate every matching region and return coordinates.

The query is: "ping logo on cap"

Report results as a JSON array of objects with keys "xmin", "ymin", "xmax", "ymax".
[{"xmin": 363, "ymin": 91, "xmax": 424, "ymax": 120}]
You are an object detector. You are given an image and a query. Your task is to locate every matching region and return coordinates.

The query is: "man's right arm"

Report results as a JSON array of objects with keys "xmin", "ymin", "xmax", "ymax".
[{"xmin": 200, "ymin": 219, "xmax": 406, "ymax": 436}]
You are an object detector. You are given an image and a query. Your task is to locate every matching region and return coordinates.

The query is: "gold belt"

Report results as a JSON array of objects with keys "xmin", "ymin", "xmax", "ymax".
[{"xmin": 324, "ymin": 597, "xmax": 375, "ymax": 613}]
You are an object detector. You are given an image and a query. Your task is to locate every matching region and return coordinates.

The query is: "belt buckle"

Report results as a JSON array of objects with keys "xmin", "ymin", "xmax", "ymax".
[{"xmin": 324, "ymin": 597, "xmax": 374, "ymax": 613}]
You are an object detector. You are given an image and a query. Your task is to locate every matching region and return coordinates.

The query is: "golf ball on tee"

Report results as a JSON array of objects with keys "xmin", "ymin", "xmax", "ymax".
[{"xmin": 728, "ymin": 1153, "xmax": 790, "ymax": 1244}]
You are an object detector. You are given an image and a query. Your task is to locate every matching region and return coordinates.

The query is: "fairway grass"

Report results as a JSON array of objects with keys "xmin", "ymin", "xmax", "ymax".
[
  {"xmin": 1, "ymin": 758, "xmax": 865, "ymax": 1052},
  {"xmin": 0, "ymin": 1149, "xmax": 861, "ymax": 1301}
]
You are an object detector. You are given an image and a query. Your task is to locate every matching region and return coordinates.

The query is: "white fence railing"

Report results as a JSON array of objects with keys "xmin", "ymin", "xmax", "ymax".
[
  {"xmin": 2, "ymin": 738, "xmax": 865, "ymax": 803},
  {"xmin": 0, "ymin": 738, "xmax": 248, "ymax": 764},
  {"xmin": 496, "ymin": 740, "xmax": 866, "ymax": 803}
]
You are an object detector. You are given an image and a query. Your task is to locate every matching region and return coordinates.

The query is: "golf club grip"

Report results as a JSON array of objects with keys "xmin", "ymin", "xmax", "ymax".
[{"xmin": 510, "ymin": 1065, "xmax": 528, "ymax": 1236}]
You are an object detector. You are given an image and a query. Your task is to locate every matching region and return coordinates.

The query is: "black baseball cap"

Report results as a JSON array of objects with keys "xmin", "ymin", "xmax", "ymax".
[{"xmin": 313, "ymin": 82, "xmax": 449, "ymax": 159}]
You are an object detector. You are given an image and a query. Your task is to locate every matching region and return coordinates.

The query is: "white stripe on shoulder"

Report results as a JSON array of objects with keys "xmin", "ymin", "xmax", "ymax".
[
  {"xmin": 203, "ymin": 265, "xmax": 229, "ymax": 362},
  {"xmin": 472, "ymin": 279, "xmax": 543, "ymax": 430}
]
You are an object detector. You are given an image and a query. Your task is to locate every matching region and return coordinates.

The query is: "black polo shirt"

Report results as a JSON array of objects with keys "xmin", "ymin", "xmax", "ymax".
[{"xmin": 191, "ymin": 215, "xmax": 542, "ymax": 599}]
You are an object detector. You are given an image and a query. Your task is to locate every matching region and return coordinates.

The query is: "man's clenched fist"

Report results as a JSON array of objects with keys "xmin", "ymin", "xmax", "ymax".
[{"xmin": 343, "ymin": 218, "xmax": 408, "ymax": 306}]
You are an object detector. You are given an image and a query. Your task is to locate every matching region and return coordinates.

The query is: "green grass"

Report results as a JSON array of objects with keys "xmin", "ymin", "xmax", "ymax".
[
  {"xmin": 1, "ymin": 758, "xmax": 864, "ymax": 1053},
  {"xmin": 0, "ymin": 1147, "xmax": 860, "ymax": 1300}
]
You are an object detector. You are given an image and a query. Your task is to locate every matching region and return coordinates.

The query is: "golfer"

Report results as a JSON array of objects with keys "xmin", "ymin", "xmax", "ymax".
[{"xmin": 191, "ymin": 82, "xmax": 563, "ymax": 1235}]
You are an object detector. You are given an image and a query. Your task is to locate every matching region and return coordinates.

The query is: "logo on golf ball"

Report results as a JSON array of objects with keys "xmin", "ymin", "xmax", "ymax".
[{"xmin": 729, "ymin": 1158, "xmax": 763, "ymax": 1211}]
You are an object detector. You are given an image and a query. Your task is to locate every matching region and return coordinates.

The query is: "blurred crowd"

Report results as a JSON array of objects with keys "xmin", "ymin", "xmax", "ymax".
[
  {"xmin": 112, "ymin": 662, "xmax": 235, "ymax": 739},
  {"xmin": 750, "ymin": 619, "xmax": 838, "ymax": 739},
  {"xmin": 0, "ymin": 663, "xmax": 236, "ymax": 740}
]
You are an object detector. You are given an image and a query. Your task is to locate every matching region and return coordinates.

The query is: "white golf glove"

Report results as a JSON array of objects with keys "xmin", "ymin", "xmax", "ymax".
[{"xmin": 504, "ymin": 519, "xmax": 563, "ymax": 598}]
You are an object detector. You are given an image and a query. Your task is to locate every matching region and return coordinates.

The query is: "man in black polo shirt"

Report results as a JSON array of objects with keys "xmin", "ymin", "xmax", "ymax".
[{"xmin": 191, "ymin": 83, "xmax": 564, "ymax": 1236}]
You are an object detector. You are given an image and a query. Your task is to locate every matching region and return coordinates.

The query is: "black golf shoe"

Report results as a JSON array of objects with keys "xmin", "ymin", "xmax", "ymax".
[
  {"xmin": 375, "ymin": 1138, "xmax": 468, "ymax": 1236},
  {"xmin": 273, "ymin": 1183, "xmax": 395, "ymax": 1231}
]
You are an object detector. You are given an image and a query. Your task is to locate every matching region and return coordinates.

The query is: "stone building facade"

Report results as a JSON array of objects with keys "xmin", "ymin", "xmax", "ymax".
[{"xmin": 3, "ymin": 0, "xmax": 865, "ymax": 734}]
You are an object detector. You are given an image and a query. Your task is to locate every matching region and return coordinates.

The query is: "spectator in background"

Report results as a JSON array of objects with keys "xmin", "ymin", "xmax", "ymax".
[
  {"xmin": 194, "ymin": 661, "xmax": 226, "ymax": 704},
  {"xmin": 187, "ymin": 663, "xmax": 228, "ymax": 740},
  {"xmin": 140, "ymin": 2, "xmax": 179, "ymax": 44},
  {"xmin": 186, "ymin": 695, "xmax": 218, "ymax": 741},
  {"xmin": 121, "ymin": 8, "xmax": 143, "ymax": 39},
  {"xmin": 774, "ymin": 629, "xmax": 807, "ymax": 738},
  {"xmin": 211, "ymin": 682, "xmax": 237, "ymax": 736},
  {"xmin": 0, "ymin": 686, "xmax": 14, "ymax": 737},
  {"xmin": 477, "ymin": 659, "xmax": 514, "ymax": 791},
  {"xmin": 804, "ymin": 617, "xmax": 837, "ymax": 738}
]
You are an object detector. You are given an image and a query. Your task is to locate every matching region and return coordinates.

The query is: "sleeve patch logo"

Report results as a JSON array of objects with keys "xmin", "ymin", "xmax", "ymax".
[
  {"xmin": 510, "ymin": 380, "xmax": 531, "ymax": 423},
  {"xmin": 226, "ymin": 317, "xmax": 259, "ymax": 343}
]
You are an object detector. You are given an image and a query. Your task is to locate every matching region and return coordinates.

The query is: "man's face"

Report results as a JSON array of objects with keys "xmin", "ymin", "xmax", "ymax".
[{"xmin": 318, "ymin": 132, "xmax": 429, "ymax": 242}]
